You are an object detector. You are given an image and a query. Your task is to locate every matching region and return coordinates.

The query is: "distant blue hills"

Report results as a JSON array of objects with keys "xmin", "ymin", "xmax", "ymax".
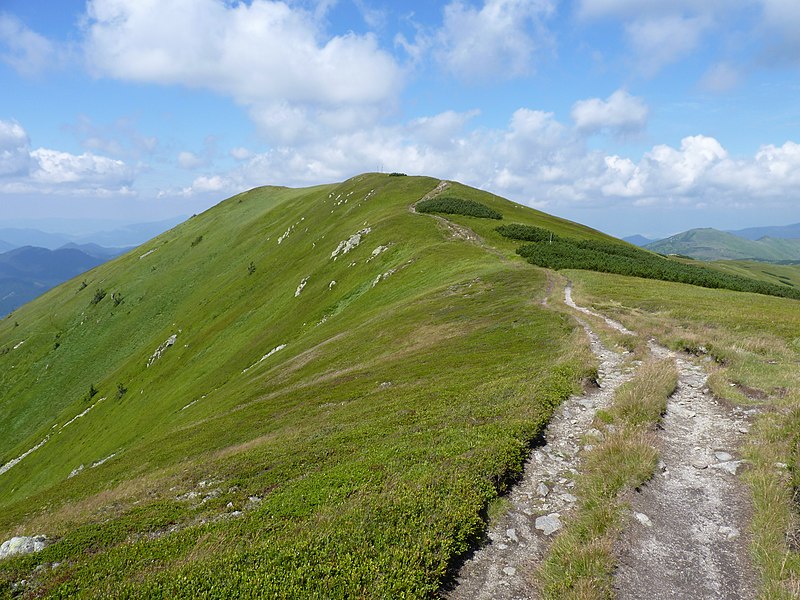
[{"xmin": 0, "ymin": 217, "xmax": 184, "ymax": 316}]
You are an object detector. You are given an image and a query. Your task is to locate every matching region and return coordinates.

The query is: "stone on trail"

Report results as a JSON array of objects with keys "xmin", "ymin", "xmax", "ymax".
[
  {"xmin": 634, "ymin": 512, "xmax": 653, "ymax": 527},
  {"xmin": 535, "ymin": 513, "xmax": 562, "ymax": 536},
  {"xmin": 714, "ymin": 451, "xmax": 734, "ymax": 462}
]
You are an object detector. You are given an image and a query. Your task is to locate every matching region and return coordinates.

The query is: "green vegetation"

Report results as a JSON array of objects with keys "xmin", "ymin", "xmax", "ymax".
[
  {"xmin": 0, "ymin": 174, "xmax": 593, "ymax": 597},
  {"xmin": 537, "ymin": 358, "xmax": 677, "ymax": 598},
  {"xmin": 416, "ymin": 196, "xmax": 503, "ymax": 220},
  {"xmin": 569, "ymin": 271, "xmax": 800, "ymax": 597},
  {"xmin": 500, "ymin": 223, "xmax": 800, "ymax": 300}
]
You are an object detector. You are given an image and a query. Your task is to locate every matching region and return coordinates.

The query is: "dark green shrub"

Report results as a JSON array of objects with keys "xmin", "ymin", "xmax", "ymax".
[
  {"xmin": 191, "ymin": 235, "xmax": 204, "ymax": 247},
  {"xmin": 91, "ymin": 289, "xmax": 107, "ymax": 305},
  {"xmin": 511, "ymin": 231, "xmax": 800, "ymax": 301},
  {"xmin": 416, "ymin": 196, "xmax": 502, "ymax": 220},
  {"xmin": 497, "ymin": 223, "xmax": 561, "ymax": 242}
]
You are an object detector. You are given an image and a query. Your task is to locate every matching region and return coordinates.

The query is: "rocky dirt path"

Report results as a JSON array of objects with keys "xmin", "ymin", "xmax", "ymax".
[
  {"xmin": 447, "ymin": 283, "xmax": 757, "ymax": 599},
  {"xmin": 446, "ymin": 289, "xmax": 637, "ymax": 599},
  {"xmin": 614, "ymin": 341, "xmax": 757, "ymax": 599}
]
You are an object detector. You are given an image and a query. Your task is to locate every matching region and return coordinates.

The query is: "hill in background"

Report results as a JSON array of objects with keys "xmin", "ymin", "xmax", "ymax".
[
  {"xmin": 729, "ymin": 222, "xmax": 800, "ymax": 240},
  {"xmin": 646, "ymin": 227, "xmax": 800, "ymax": 262},
  {"xmin": 0, "ymin": 246, "xmax": 125, "ymax": 316}
]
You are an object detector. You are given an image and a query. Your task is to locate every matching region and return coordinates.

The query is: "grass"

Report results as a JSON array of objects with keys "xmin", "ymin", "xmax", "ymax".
[
  {"xmin": 0, "ymin": 174, "xmax": 597, "ymax": 597},
  {"xmin": 568, "ymin": 270, "xmax": 800, "ymax": 598},
  {"xmin": 536, "ymin": 358, "xmax": 677, "ymax": 599}
]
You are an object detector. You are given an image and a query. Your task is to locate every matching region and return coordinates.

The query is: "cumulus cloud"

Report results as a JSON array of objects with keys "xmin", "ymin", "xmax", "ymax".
[
  {"xmin": 0, "ymin": 120, "xmax": 32, "ymax": 176},
  {"xmin": 571, "ymin": 89, "xmax": 648, "ymax": 135},
  {"xmin": 171, "ymin": 108, "xmax": 800, "ymax": 216},
  {"xmin": 0, "ymin": 13, "xmax": 59, "ymax": 76},
  {"xmin": 82, "ymin": 0, "xmax": 403, "ymax": 141},
  {"xmin": 434, "ymin": 0, "xmax": 555, "ymax": 80},
  {"xmin": 0, "ymin": 119, "xmax": 134, "ymax": 195}
]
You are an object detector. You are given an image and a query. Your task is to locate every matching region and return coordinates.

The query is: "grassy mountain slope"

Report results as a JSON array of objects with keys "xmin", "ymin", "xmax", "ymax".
[
  {"xmin": 0, "ymin": 174, "xmax": 617, "ymax": 596},
  {"xmin": 647, "ymin": 227, "xmax": 800, "ymax": 262}
]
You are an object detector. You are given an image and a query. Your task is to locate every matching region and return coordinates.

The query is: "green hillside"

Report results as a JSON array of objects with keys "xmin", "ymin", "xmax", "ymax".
[
  {"xmin": 646, "ymin": 227, "xmax": 800, "ymax": 262},
  {"xmin": 1, "ymin": 173, "xmax": 797, "ymax": 597},
  {"xmin": 0, "ymin": 174, "xmax": 613, "ymax": 597}
]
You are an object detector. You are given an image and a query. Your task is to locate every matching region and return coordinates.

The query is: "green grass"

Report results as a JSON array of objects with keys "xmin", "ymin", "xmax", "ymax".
[
  {"xmin": 0, "ymin": 174, "xmax": 596, "ymax": 597},
  {"xmin": 567, "ymin": 270, "xmax": 800, "ymax": 598}
]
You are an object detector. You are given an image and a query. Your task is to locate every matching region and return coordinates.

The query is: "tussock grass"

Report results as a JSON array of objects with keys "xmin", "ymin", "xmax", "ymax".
[{"xmin": 536, "ymin": 358, "xmax": 677, "ymax": 599}]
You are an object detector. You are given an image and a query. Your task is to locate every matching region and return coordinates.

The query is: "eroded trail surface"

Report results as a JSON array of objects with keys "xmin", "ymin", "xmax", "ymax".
[
  {"xmin": 566, "ymin": 288, "xmax": 756, "ymax": 598},
  {"xmin": 448, "ymin": 284, "xmax": 756, "ymax": 599},
  {"xmin": 447, "ymin": 292, "xmax": 635, "ymax": 599},
  {"xmin": 615, "ymin": 342, "xmax": 756, "ymax": 599}
]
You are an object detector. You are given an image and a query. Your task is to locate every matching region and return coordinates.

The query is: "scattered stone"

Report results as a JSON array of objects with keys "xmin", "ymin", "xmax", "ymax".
[
  {"xmin": 634, "ymin": 512, "xmax": 653, "ymax": 527},
  {"xmin": 331, "ymin": 228, "xmax": 371, "ymax": 260},
  {"xmin": 329, "ymin": 280, "xmax": 337, "ymax": 290},
  {"xmin": 711, "ymin": 460, "xmax": 742, "ymax": 475},
  {"xmin": 536, "ymin": 483, "xmax": 550, "ymax": 497},
  {"xmin": 535, "ymin": 513, "xmax": 562, "ymax": 536},
  {"xmin": 0, "ymin": 536, "xmax": 48, "ymax": 560},
  {"xmin": 147, "ymin": 334, "xmax": 177, "ymax": 367},
  {"xmin": 775, "ymin": 462, "xmax": 788, "ymax": 469},
  {"xmin": 506, "ymin": 529, "xmax": 519, "ymax": 543},
  {"xmin": 503, "ymin": 566, "xmax": 517, "ymax": 577},
  {"xmin": 497, "ymin": 543, "xmax": 508, "ymax": 550},
  {"xmin": 226, "ymin": 502, "xmax": 234, "ymax": 509},
  {"xmin": 561, "ymin": 493, "xmax": 578, "ymax": 503},
  {"xmin": 719, "ymin": 526, "xmax": 740, "ymax": 540},
  {"xmin": 68, "ymin": 464, "xmax": 84, "ymax": 478},
  {"xmin": 691, "ymin": 459, "xmax": 709, "ymax": 470},
  {"xmin": 714, "ymin": 451, "xmax": 734, "ymax": 462},
  {"xmin": 737, "ymin": 426, "xmax": 749, "ymax": 434},
  {"xmin": 294, "ymin": 276, "xmax": 309, "ymax": 297}
]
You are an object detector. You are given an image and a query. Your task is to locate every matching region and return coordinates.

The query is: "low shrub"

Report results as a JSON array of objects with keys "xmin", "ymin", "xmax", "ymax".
[
  {"xmin": 505, "ymin": 226, "xmax": 800, "ymax": 301},
  {"xmin": 416, "ymin": 196, "xmax": 502, "ymax": 220}
]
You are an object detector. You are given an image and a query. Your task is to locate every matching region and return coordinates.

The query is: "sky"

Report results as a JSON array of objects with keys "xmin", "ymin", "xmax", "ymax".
[{"xmin": 1, "ymin": 0, "xmax": 799, "ymax": 239}]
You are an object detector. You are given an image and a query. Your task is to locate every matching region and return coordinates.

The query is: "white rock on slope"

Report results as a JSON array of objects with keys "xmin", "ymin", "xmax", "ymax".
[{"xmin": 0, "ymin": 536, "xmax": 48, "ymax": 560}]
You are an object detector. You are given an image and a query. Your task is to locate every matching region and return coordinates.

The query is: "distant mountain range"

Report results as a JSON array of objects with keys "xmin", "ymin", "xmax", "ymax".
[
  {"xmin": 728, "ymin": 222, "xmax": 800, "ymax": 240},
  {"xmin": 0, "ymin": 217, "xmax": 184, "ymax": 251},
  {"xmin": 623, "ymin": 235, "xmax": 656, "ymax": 247},
  {"xmin": 0, "ymin": 245, "xmax": 127, "ymax": 316},
  {"xmin": 645, "ymin": 228, "xmax": 800, "ymax": 262}
]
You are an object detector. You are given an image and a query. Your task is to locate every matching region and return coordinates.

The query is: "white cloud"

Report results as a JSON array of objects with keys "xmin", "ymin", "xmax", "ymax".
[
  {"xmin": 83, "ymin": 0, "xmax": 403, "ymax": 141},
  {"xmin": 435, "ymin": 0, "xmax": 554, "ymax": 80},
  {"xmin": 0, "ymin": 120, "xmax": 32, "ymax": 176},
  {"xmin": 170, "ymin": 109, "xmax": 800, "ymax": 216},
  {"xmin": 230, "ymin": 147, "xmax": 253, "ymax": 161},
  {"xmin": 0, "ymin": 13, "xmax": 59, "ymax": 76},
  {"xmin": 177, "ymin": 151, "xmax": 206, "ymax": 170},
  {"xmin": 30, "ymin": 148, "xmax": 133, "ymax": 187},
  {"xmin": 571, "ymin": 89, "xmax": 648, "ymax": 134},
  {"xmin": 0, "ymin": 119, "xmax": 134, "ymax": 196},
  {"xmin": 625, "ymin": 15, "xmax": 709, "ymax": 76}
]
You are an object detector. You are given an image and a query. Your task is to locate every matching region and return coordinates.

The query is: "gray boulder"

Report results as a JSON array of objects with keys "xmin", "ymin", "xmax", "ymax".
[{"xmin": 0, "ymin": 536, "xmax": 48, "ymax": 560}]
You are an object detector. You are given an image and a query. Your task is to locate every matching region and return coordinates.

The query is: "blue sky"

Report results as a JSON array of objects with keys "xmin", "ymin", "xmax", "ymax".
[{"xmin": 1, "ymin": 0, "xmax": 799, "ymax": 238}]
